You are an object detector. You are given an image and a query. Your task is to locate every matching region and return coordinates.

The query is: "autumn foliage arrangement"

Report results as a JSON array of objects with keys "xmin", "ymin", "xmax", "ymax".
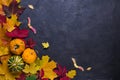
[{"xmin": 0, "ymin": 0, "xmax": 77, "ymax": 80}]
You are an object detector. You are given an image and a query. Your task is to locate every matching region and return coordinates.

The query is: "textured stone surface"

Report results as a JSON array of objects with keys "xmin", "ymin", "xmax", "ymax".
[{"xmin": 20, "ymin": 0, "xmax": 119, "ymax": 80}]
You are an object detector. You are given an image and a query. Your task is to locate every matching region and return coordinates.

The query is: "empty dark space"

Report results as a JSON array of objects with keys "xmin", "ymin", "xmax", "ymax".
[{"xmin": 20, "ymin": 0, "xmax": 120, "ymax": 80}]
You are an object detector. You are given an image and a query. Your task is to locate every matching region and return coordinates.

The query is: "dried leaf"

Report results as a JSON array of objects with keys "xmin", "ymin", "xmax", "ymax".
[
  {"xmin": 71, "ymin": 57, "xmax": 84, "ymax": 71},
  {"xmin": 86, "ymin": 67, "xmax": 92, "ymax": 71},
  {"xmin": 27, "ymin": 17, "xmax": 36, "ymax": 34},
  {"xmin": 28, "ymin": 4, "xmax": 34, "ymax": 9},
  {"xmin": 66, "ymin": 70, "xmax": 76, "ymax": 79}
]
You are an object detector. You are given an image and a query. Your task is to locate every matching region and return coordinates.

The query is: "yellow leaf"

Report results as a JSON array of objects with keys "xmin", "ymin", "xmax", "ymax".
[
  {"xmin": 0, "ymin": 46, "xmax": 9, "ymax": 56},
  {"xmin": 42, "ymin": 42, "xmax": 49, "ymax": 49},
  {"xmin": 42, "ymin": 61, "xmax": 57, "ymax": 80},
  {"xmin": 0, "ymin": 26, "xmax": 11, "ymax": 56},
  {"xmin": 39, "ymin": 55, "xmax": 50, "ymax": 68},
  {"xmin": 0, "ymin": 55, "xmax": 20, "ymax": 80},
  {"xmin": 3, "ymin": 14, "xmax": 21, "ymax": 32},
  {"xmin": 0, "ymin": 75, "xmax": 6, "ymax": 80},
  {"xmin": 0, "ymin": 5, "xmax": 5, "ymax": 15},
  {"xmin": 0, "ymin": 0, "xmax": 12, "ymax": 6},
  {"xmin": 39, "ymin": 55, "xmax": 57, "ymax": 80},
  {"xmin": 66, "ymin": 70, "xmax": 76, "ymax": 79},
  {"xmin": 23, "ymin": 62, "xmax": 40, "ymax": 74},
  {"xmin": 16, "ymin": 0, "xmax": 21, "ymax": 3}
]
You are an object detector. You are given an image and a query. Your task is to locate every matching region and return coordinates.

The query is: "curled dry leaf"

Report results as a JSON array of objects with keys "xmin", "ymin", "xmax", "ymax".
[
  {"xmin": 27, "ymin": 17, "xmax": 36, "ymax": 34},
  {"xmin": 86, "ymin": 67, "xmax": 92, "ymax": 71},
  {"xmin": 28, "ymin": 4, "xmax": 34, "ymax": 9},
  {"xmin": 71, "ymin": 57, "xmax": 84, "ymax": 71}
]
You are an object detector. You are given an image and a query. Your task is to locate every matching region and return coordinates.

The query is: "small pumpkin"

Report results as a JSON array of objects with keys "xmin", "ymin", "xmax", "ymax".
[
  {"xmin": 8, "ymin": 56, "xmax": 25, "ymax": 73},
  {"xmin": 9, "ymin": 39, "xmax": 25, "ymax": 55},
  {"xmin": 22, "ymin": 48, "xmax": 37, "ymax": 64}
]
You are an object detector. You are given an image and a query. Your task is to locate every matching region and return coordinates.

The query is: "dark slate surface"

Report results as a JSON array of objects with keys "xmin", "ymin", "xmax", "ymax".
[{"xmin": 20, "ymin": 0, "xmax": 120, "ymax": 80}]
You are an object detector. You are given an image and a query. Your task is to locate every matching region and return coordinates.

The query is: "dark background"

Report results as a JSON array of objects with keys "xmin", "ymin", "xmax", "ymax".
[{"xmin": 20, "ymin": 0, "xmax": 120, "ymax": 80}]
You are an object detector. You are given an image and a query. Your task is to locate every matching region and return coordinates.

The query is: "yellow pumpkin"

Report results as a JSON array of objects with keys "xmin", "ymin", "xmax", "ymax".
[
  {"xmin": 22, "ymin": 48, "xmax": 37, "ymax": 64},
  {"xmin": 9, "ymin": 39, "xmax": 25, "ymax": 55}
]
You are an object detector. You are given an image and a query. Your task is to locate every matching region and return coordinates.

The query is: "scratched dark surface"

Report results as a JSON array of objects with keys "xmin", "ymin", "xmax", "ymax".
[{"xmin": 20, "ymin": 0, "xmax": 120, "ymax": 80}]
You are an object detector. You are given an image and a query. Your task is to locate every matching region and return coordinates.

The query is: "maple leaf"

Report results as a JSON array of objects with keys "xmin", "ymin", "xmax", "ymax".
[
  {"xmin": 0, "ymin": 0, "xmax": 12, "ymax": 6},
  {"xmin": 3, "ymin": 14, "xmax": 21, "ymax": 32},
  {"xmin": 16, "ymin": 73, "xmax": 26, "ymax": 80},
  {"xmin": 6, "ymin": 27, "xmax": 29, "ymax": 38},
  {"xmin": 37, "ymin": 69, "xmax": 49, "ymax": 80},
  {"xmin": 0, "ymin": 46, "xmax": 9, "ymax": 56},
  {"xmin": 66, "ymin": 70, "xmax": 76, "ymax": 79},
  {"xmin": 38, "ymin": 55, "xmax": 57, "ymax": 80},
  {"xmin": 26, "ymin": 38, "xmax": 36, "ymax": 48},
  {"xmin": 22, "ymin": 61, "xmax": 40, "ymax": 74},
  {"xmin": 42, "ymin": 42, "xmax": 49, "ymax": 49},
  {"xmin": 53, "ymin": 64, "xmax": 70, "ymax": 80},
  {"xmin": 0, "ymin": 5, "xmax": 5, "ymax": 15},
  {"xmin": 2, "ymin": 0, "xmax": 25, "ymax": 17},
  {"xmin": 0, "ymin": 55, "xmax": 20, "ymax": 80},
  {"xmin": 0, "ymin": 26, "xmax": 11, "ymax": 47}
]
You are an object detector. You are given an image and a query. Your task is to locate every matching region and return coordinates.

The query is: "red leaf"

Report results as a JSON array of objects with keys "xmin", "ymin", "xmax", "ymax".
[
  {"xmin": 37, "ymin": 69, "xmax": 49, "ymax": 80},
  {"xmin": 0, "ymin": 15, "xmax": 6, "ymax": 24},
  {"xmin": 60, "ymin": 77, "xmax": 70, "ymax": 80},
  {"xmin": 3, "ymin": 0, "xmax": 25, "ymax": 17},
  {"xmin": 6, "ymin": 28, "xmax": 29, "ymax": 38},
  {"xmin": 54, "ymin": 64, "xmax": 67, "ymax": 77},
  {"xmin": 26, "ymin": 38, "xmax": 36, "ymax": 48},
  {"xmin": 16, "ymin": 73, "xmax": 26, "ymax": 80}
]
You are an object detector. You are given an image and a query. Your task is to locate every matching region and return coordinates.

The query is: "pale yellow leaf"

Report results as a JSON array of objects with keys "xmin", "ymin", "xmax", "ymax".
[
  {"xmin": 42, "ymin": 42, "xmax": 49, "ymax": 49},
  {"xmin": 28, "ymin": 4, "xmax": 34, "ymax": 9}
]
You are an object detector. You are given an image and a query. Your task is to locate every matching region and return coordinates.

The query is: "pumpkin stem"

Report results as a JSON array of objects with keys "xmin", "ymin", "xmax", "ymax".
[{"xmin": 14, "ymin": 44, "xmax": 19, "ymax": 50}]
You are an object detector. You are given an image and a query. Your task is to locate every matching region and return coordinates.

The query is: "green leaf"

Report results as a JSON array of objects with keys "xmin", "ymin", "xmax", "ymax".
[{"xmin": 26, "ymin": 75, "xmax": 36, "ymax": 80}]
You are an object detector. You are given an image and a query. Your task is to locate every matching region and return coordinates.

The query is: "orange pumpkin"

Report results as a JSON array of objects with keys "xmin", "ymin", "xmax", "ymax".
[
  {"xmin": 22, "ymin": 48, "xmax": 37, "ymax": 64},
  {"xmin": 9, "ymin": 39, "xmax": 25, "ymax": 55}
]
